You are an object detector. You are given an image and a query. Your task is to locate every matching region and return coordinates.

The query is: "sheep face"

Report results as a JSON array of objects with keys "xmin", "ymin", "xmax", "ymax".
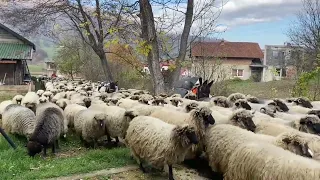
[
  {"xmin": 27, "ymin": 141, "xmax": 43, "ymax": 157},
  {"xmin": 174, "ymin": 125, "xmax": 198, "ymax": 147},
  {"xmin": 308, "ymin": 110, "xmax": 320, "ymax": 119},
  {"xmin": 185, "ymin": 102, "xmax": 199, "ymax": 113},
  {"xmin": 271, "ymin": 99, "xmax": 289, "ymax": 112},
  {"xmin": 231, "ymin": 110, "xmax": 256, "ymax": 132},
  {"xmin": 281, "ymin": 137, "xmax": 313, "ymax": 158},
  {"xmin": 213, "ymin": 97, "xmax": 230, "ymax": 108},
  {"xmin": 170, "ymin": 98, "xmax": 183, "ymax": 107},
  {"xmin": 299, "ymin": 116, "xmax": 320, "ymax": 135},
  {"xmin": 83, "ymin": 97, "xmax": 92, "ymax": 108},
  {"xmin": 260, "ymin": 107, "xmax": 276, "ymax": 117},
  {"xmin": 294, "ymin": 97, "xmax": 313, "ymax": 109},
  {"xmin": 93, "ymin": 114, "xmax": 106, "ymax": 128},
  {"xmin": 129, "ymin": 95, "xmax": 140, "ymax": 100},
  {"xmin": 38, "ymin": 97, "xmax": 48, "ymax": 104},
  {"xmin": 234, "ymin": 99, "xmax": 251, "ymax": 110},
  {"xmin": 184, "ymin": 93, "xmax": 197, "ymax": 100},
  {"xmin": 246, "ymin": 95, "xmax": 259, "ymax": 103},
  {"xmin": 24, "ymin": 102, "xmax": 36, "ymax": 112},
  {"xmin": 56, "ymin": 100, "xmax": 68, "ymax": 110},
  {"xmin": 194, "ymin": 107, "xmax": 215, "ymax": 127},
  {"xmin": 152, "ymin": 99, "xmax": 167, "ymax": 106},
  {"xmin": 124, "ymin": 110, "xmax": 138, "ymax": 121}
]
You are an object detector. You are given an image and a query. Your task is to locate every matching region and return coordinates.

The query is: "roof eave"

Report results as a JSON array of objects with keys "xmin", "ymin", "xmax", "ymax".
[{"xmin": 0, "ymin": 23, "xmax": 36, "ymax": 50}]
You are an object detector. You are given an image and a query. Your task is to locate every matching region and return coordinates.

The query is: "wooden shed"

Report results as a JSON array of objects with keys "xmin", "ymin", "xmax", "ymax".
[{"xmin": 0, "ymin": 23, "xmax": 36, "ymax": 85}]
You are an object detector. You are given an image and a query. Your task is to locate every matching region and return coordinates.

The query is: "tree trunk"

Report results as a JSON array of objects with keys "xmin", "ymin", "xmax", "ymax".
[
  {"xmin": 170, "ymin": 0, "xmax": 194, "ymax": 89},
  {"xmin": 139, "ymin": 0, "xmax": 165, "ymax": 95},
  {"xmin": 95, "ymin": 45, "xmax": 114, "ymax": 82}
]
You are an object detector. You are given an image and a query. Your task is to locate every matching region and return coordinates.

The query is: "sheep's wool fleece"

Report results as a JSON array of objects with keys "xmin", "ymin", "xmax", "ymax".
[
  {"xmin": 2, "ymin": 104, "xmax": 36, "ymax": 137},
  {"xmin": 125, "ymin": 116, "xmax": 191, "ymax": 169},
  {"xmin": 73, "ymin": 109, "xmax": 105, "ymax": 142},
  {"xmin": 89, "ymin": 104, "xmax": 129, "ymax": 138},
  {"xmin": 205, "ymin": 124, "xmax": 275, "ymax": 173},
  {"xmin": 36, "ymin": 102, "xmax": 67, "ymax": 135},
  {"xmin": 64, "ymin": 104, "xmax": 87, "ymax": 127},
  {"xmin": 0, "ymin": 100, "xmax": 13, "ymax": 114},
  {"xmin": 22, "ymin": 92, "xmax": 39, "ymax": 105},
  {"xmin": 255, "ymin": 121, "xmax": 297, "ymax": 137},
  {"xmin": 224, "ymin": 142, "xmax": 320, "ymax": 180}
]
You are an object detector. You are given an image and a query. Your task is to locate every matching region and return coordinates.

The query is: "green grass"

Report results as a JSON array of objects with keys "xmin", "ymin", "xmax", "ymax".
[
  {"xmin": 0, "ymin": 133, "xmax": 135, "ymax": 180},
  {"xmin": 0, "ymin": 93, "xmax": 15, "ymax": 102},
  {"xmin": 225, "ymin": 79, "xmax": 295, "ymax": 99},
  {"xmin": 28, "ymin": 65, "xmax": 44, "ymax": 73}
]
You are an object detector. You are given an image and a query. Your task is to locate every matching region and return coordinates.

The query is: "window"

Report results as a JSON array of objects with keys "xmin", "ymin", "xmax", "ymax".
[
  {"xmin": 232, "ymin": 69, "xmax": 244, "ymax": 77},
  {"xmin": 273, "ymin": 51, "xmax": 279, "ymax": 57}
]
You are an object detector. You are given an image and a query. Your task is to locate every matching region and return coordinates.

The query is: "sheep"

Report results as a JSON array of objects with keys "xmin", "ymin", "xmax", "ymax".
[
  {"xmin": 293, "ymin": 97, "xmax": 313, "ymax": 108},
  {"xmin": 21, "ymin": 92, "xmax": 39, "ymax": 113},
  {"xmin": 116, "ymin": 98, "xmax": 141, "ymax": 109},
  {"xmin": 227, "ymin": 92, "xmax": 246, "ymax": 103},
  {"xmin": 55, "ymin": 98, "xmax": 70, "ymax": 110},
  {"xmin": 26, "ymin": 106, "xmax": 63, "ymax": 157},
  {"xmin": 245, "ymin": 94, "xmax": 259, "ymax": 103},
  {"xmin": 211, "ymin": 96, "xmax": 231, "ymax": 108},
  {"xmin": 233, "ymin": 99, "xmax": 251, "ymax": 110},
  {"xmin": 138, "ymin": 94, "xmax": 154, "ymax": 105},
  {"xmin": 168, "ymin": 97, "xmax": 183, "ymax": 107},
  {"xmin": 70, "ymin": 93, "xmax": 91, "ymax": 108},
  {"xmin": 129, "ymin": 95, "xmax": 140, "ymax": 100},
  {"xmin": 0, "ymin": 100, "xmax": 13, "ymax": 115},
  {"xmin": 64, "ymin": 104, "xmax": 87, "ymax": 128},
  {"xmin": 150, "ymin": 106, "xmax": 215, "ymax": 159},
  {"xmin": 89, "ymin": 104, "xmax": 138, "ymax": 144},
  {"xmin": 73, "ymin": 109, "xmax": 106, "ymax": 148},
  {"xmin": 42, "ymin": 91, "xmax": 53, "ymax": 101},
  {"xmin": 204, "ymin": 124, "xmax": 275, "ymax": 173},
  {"xmin": 224, "ymin": 142, "xmax": 320, "ymax": 180},
  {"xmin": 36, "ymin": 90, "xmax": 45, "ymax": 97},
  {"xmin": 1, "ymin": 104, "xmax": 36, "ymax": 138},
  {"xmin": 275, "ymin": 131, "xmax": 320, "ymax": 159},
  {"xmin": 127, "ymin": 104, "xmax": 161, "ymax": 116},
  {"xmin": 12, "ymin": 95, "xmax": 24, "ymax": 105},
  {"xmin": 38, "ymin": 96, "xmax": 49, "ymax": 104},
  {"xmin": 125, "ymin": 116, "xmax": 198, "ymax": 180},
  {"xmin": 51, "ymin": 92, "xmax": 67, "ymax": 103},
  {"xmin": 36, "ymin": 102, "xmax": 68, "ymax": 138},
  {"xmin": 170, "ymin": 93, "xmax": 182, "ymax": 98},
  {"xmin": 217, "ymin": 108, "xmax": 255, "ymax": 127}
]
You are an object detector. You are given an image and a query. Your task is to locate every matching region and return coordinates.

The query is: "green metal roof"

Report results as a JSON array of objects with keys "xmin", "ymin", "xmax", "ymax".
[{"xmin": 0, "ymin": 43, "xmax": 33, "ymax": 60}]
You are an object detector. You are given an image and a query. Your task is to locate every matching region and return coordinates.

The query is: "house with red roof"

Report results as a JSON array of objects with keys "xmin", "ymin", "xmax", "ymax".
[{"xmin": 190, "ymin": 40, "xmax": 265, "ymax": 82}]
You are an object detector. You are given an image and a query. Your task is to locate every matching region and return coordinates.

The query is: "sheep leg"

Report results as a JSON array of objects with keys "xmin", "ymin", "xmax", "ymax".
[
  {"xmin": 115, "ymin": 137, "xmax": 119, "ymax": 144},
  {"xmin": 52, "ymin": 142, "xmax": 56, "ymax": 154},
  {"xmin": 168, "ymin": 165, "xmax": 174, "ymax": 180},
  {"xmin": 55, "ymin": 139, "xmax": 60, "ymax": 150},
  {"xmin": 43, "ymin": 146, "xmax": 47, "ymax": 157},
  {"xmin": 139, "ymin": 162, "xmax": 146, "ymax": 173}
]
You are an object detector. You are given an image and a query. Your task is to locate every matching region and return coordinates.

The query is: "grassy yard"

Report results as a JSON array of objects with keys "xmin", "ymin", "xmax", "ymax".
[
  {"xmin": 28, "ymin": 65, "xmax": 44, "ymax": 73},
  {"xmin": 0, "ymin": 92, "xmax": 16, "ymax": 102},
  {"xmin": 0, "ymin": 133, "xmax": 135, "ymax": 180},
  {"xmin": 226, "ymin": 79, "xmax": 296, "ymax": 99}
]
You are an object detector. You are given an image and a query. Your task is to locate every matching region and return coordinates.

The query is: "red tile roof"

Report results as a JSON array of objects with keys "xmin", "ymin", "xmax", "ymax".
[{"xmin": 191, "ymin": 41, "xmax": 264, "ymax": 59}]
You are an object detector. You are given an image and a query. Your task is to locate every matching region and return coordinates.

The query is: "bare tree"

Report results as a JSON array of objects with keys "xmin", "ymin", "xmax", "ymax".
[
  {"xmin": 287, "ymin": 0, "xmax": 320, "ymax": 70},
  {"xmin": 0, "ymin": 0, "xmax": 136, "ymax": 82}
]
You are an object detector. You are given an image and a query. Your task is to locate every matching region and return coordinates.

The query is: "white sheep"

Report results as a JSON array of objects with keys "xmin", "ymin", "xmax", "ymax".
[
  {"xmin": 1, "ymin": 104, "xmax": 36, "ymax": 138},
  {"xmin": 12, "ymin": 95, "xmax": 24, "ymax": 105},
  {"xmin": 224, "ymin": 142, "xmax": 320, "ymax": 180},
  {"xmin": 64, "ymin": 103, "xmax": 87, "ymax": 128},
  {"xmin": 89, "ymin": 103, "xmax": 137, "ymax": 144},
  {"xmin": 227, "ymin": 92, "xmax": 246, "ymax": 103},
  {"xmin": 73, "ymin": 109, "xmax": 106, "ymax": 148},
  {"xmin": 125, "ymin": 116, "xmax": 198, "ymax": 180},
  {"xmin": 36, "ymin": 90, "xmax": 45, "ymax": 97},
  {"xmin": 204, "ymin": 124, "xmax": 276, "ymax": 173},
  {"xmin": 21, "ymin": 91, "xmax": 39, "ymax": 113},
  {"xmin": 55, "ymin": 98, "xmax": 70, "ymax": 110},
  {"xmin": 116, "ymin": 98, "xmax": 141, "ymax": 109},
  {"xmin": 150, "ymin": 106, "xmax": 215, "ymax": 159},
  {"xmin": 0, "ymin": 100, "xmax": 13, "ymax": 115},
  {"xmin": 38, "ymin": 96, "xmax": 49, "ymax": 104}
]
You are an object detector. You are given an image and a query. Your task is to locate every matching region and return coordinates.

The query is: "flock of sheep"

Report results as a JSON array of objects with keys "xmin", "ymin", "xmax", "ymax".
[{"xmin": 1, "ymin": 79, "xmax": 320, "ymax": 180}]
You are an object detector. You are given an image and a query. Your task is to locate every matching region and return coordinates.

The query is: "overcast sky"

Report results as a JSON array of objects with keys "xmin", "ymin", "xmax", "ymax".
[{"xmin": 215, "ymin": 0, "xmax": 303, "ymax": 48}]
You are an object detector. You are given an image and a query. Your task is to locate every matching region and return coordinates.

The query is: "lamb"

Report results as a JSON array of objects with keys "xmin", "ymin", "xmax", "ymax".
[
  {"xmin": 125, "ymin": 116, "xmax": 198, "ymax": 180},
  {"xmin": 89, "ymin": 104, "xmax": 138, "ymax": 144},
  {"xmin": 1, "ymin": 104, "xmax": 36, "ymax": 138},
  {"xmin": 12, "ymin": 95, "xmax": 24, "ymax": 105},
  {"xmin": 64, "ymin": 104, "xmax": 87, "ymax": 128},
  {"xmin": 73, "ymin": 109, "xmax": 106, "ymax": 148},
  {"xmin": 212, "ymin": 108, "xmax": 256, "ymax": 132},
  {"xmin": 21, "ymin": 92, "xmax": 39, "ymax": 113},
  {"xmin": 224, "ymin": 142, "xmax": 320, "ymax": 180},
  {"xmin": 204, "ymin": 124, "xmax": 275, "ymax": 173},
  {"xmin": 227, "ymin": 92, "xmax": 246, "ymax": 103},
  {"xmin": 26, "ymin": 106, "xmax": 63, "ymax": 157},
  {"xmin": 150, "ymin": 106, "xmax": 215, "ymax": 159}
]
